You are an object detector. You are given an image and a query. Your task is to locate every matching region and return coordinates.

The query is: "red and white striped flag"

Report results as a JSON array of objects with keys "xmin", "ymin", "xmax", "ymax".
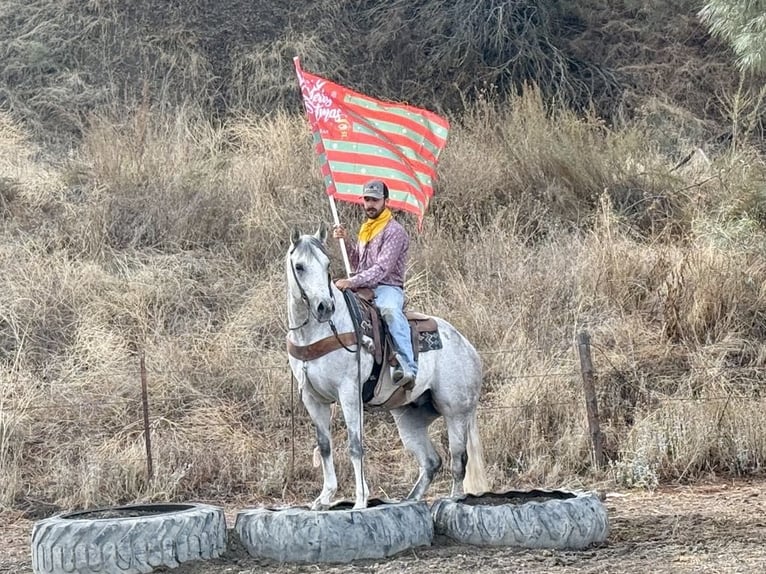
[{"xmin": 294, "ymin": 57, "xmax": 449, "ymax": 228}]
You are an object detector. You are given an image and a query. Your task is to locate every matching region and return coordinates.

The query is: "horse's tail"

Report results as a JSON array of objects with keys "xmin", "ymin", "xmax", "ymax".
[{"xmin": 463, "ymin": 411, "xmax": 490, "ymax": 495}]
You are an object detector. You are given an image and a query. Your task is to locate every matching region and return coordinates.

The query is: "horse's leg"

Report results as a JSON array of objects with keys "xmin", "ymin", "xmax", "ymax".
[
  {"xmin": 338, "ymin": 389, "xmax": 369, "ymax": 509},
  {"xmin": 392, "ymin": 406, "xmax": 441, "ymax": 501},
  {"xmin": 302, "ymin": 391, "xmax": 337, "ymax": 509},
  {"xmin": 444, "ymin": 413, "xmax": 470, "ymax": 498}
]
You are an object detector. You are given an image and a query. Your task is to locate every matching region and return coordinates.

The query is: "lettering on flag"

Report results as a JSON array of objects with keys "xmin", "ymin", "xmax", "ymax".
[{"xmin": 293, "ymin": 57, "xmax": 449, "ymax": 227}]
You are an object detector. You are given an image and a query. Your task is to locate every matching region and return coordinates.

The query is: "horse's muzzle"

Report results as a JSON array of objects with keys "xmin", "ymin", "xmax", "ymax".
[{"xmin": 316, "ymin": 300, "xmax": 335, "ymax": 322}]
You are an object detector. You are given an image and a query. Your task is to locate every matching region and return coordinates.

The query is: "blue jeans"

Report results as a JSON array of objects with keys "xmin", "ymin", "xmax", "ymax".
[{"xmin": 374, "ymin": 285, "xmax": 417, "ymax": 375}]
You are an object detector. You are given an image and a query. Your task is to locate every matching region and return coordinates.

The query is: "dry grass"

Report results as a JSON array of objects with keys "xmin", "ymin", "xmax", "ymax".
[
  {"xmin": 2, "ymin": 82, "xmax": 766, "ymax": 513},
  {"xmin": 431, "ymin": 86, "xmax": 688, "ymax": 242},
  {"xmin": 1, "ymin": 0, "xmax": 743, "ymax": 150}
]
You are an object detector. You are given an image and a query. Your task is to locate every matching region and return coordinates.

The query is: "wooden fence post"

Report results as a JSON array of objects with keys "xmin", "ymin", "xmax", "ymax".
[
  {"xmin": 140, "ymin": 349, "xmax": 154, "ymax": 482},
  {"xmin": 577, "ymin": 331, "xmax": 604, "ymax": 469}
]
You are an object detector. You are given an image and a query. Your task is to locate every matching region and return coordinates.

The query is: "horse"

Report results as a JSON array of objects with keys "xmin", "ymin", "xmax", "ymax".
[{"xmin": 285, "ymin": 222, "xmax": 489, "ymax": 510}]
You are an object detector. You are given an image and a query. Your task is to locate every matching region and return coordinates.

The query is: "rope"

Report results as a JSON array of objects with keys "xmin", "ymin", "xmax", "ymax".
[
  {"xmin": 343, "ymin": 290, "xmax": 366, "ymax": 500},
  {"xmin": 290, "ymin": 369, "xmax": 296, "ymax": 483}
]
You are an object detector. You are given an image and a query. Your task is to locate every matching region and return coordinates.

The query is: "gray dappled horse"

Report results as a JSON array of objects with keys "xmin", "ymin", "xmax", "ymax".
[{"xmin": 285, "ymin": 223, "xmax": 489, "ymax": 509}]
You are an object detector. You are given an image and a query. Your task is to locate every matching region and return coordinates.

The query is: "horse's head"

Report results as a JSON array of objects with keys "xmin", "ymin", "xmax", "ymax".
[{"xmin": 286, "ymin": 222, "xmax": 336, "ymax": 324}]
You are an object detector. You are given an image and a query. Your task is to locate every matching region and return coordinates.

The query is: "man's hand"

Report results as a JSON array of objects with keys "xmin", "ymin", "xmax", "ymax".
[
  {"xmin": 333, "ymin": 224, "xmax": 348, "ymax": 240},
  {"xmin": 335, "ymin": 279, "xmax": 353, "ymax": 291}
]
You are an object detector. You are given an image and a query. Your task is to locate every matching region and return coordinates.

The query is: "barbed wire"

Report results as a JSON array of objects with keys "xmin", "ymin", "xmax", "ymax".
[
  {"xmin": 4, "ymin": 359, "xmax": 764, "ymax": 379},
  {"xmin": 2, "ymin": 341, "xmax": 765, "ymax": 419},
  {"xmin": 2, "ymin": 392, "xmax": 763, "ymax": 414}
]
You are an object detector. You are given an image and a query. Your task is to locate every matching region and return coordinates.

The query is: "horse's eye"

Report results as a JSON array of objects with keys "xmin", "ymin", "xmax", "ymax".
[{"xmin": 295, "ymin": 263, "xmax": 304, "ymax": 272}]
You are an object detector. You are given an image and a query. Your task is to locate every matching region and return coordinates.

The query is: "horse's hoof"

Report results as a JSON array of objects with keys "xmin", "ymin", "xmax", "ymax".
[{"xmin": 311, "ymin": 499, "xmax": 331, "ymax": 511}]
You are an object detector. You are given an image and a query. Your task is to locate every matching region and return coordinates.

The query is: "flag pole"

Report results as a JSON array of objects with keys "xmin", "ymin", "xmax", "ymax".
[
  {"xmin": 328, "ymin": 195, "xmax": 352, "ymax": 278},
  {"xmin": 294, "ymin": 56, "xmax": 352, "ymax": 279}
]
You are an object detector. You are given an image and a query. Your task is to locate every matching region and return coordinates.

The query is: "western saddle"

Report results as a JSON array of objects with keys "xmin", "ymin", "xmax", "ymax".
[{"xmin": 286, "ymin": 287, "xmax": 442, "ymax": 405}]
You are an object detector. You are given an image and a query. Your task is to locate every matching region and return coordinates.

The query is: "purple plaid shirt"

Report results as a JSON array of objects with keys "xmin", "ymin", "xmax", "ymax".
[{"xmin": 346, "ymin": 218, "xmax": 409, "ymax": 289}]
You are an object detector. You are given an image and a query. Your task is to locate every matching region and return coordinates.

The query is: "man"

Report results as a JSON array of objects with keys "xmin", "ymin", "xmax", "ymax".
[{"xmin": 332, "ymin": 179, "xmax": 417, "ymax": 389}]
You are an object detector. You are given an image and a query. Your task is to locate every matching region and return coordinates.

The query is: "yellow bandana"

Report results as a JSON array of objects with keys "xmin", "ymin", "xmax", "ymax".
[{"xmin": 357, "ymin": 208, "xmax": 392, "ymax": 245}]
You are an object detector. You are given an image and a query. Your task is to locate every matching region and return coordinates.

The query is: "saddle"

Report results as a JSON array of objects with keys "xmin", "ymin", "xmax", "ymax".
[{"xmin": 343, "ymin": 288, "xmax": 443, "ymax": 409}]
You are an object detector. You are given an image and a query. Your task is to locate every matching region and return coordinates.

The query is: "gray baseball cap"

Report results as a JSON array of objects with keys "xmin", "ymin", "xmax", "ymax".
[{"xmin": 362, "ymin": 179, "xmax": 388, "ymax": 199}]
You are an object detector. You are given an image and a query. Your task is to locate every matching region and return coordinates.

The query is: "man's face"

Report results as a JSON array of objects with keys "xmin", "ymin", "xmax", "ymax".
[{"xmin": 362, "ymin": 195, "xmax": 386, "ymax": 219}]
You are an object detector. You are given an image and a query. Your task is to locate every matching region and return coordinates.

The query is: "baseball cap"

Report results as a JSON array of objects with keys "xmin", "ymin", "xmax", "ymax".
[{"xmin": 362, "ymin": 180, "xmax": 387, "ymax": 200}]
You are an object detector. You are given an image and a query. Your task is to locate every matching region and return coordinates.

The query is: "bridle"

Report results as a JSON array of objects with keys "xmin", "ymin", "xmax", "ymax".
[
  {"xmin": 287, "ymin": 243, "xmax": 335, "ymax": 331},
  {"xmin": 286, "ymin": 240, "xmax": 357, "ymax": 354}
]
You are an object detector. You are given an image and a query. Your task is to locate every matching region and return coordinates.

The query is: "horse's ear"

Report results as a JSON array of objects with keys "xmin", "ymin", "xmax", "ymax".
[
  {"xmin": 315, "ymin": 221, "xmax": 328, "ymax": 245},
  {"xmin": 290, "ymin": 226, "xmax": 301, "ymax": 246}
]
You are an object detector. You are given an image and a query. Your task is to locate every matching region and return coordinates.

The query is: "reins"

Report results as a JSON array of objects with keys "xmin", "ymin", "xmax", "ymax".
[{"xmin": 343, "ymin": 288, "xmax": 366, "ymax": 495}]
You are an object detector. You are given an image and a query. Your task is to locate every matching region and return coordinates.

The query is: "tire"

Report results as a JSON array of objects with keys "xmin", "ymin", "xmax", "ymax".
[
  {"xmin": 235, "ymin": 498, "xmax": 433, "ymax": 563},
  {"xmin": 31, "ymin": 502, "xmax": 227, "ymax": 574},
  {"xmin": 431, "ymin": 489, "xmax": 609, "ymax": 549}
]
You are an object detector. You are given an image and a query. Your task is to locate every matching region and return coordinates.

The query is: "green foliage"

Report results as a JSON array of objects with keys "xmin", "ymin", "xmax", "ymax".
[{"xmin": 699, "ymin": 0, "xmax": 766, "ymax": 74}]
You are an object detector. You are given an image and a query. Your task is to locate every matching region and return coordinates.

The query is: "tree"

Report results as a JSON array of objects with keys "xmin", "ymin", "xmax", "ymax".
[{"xmin": 699, "ymin": 1, "xmax": 766, "ymax": 75}]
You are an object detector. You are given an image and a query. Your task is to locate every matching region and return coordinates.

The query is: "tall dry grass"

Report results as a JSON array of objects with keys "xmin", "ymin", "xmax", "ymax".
[{"xmin": 1, "ymin": 86, "xmax": 766, "ymax": 514}]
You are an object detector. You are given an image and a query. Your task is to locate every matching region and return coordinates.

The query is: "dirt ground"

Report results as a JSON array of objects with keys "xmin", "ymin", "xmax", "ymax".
[{"xmin": 4, "ymin": 479, "xmax": 765, "ymax": 574}]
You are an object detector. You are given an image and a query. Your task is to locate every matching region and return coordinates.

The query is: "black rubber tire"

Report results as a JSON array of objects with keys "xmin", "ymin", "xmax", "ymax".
[
  {"xmin": 431, "ymin": 489, "xmax": 609, "ymax": 549},
  {"xmin": 31, "ymin": 502, "xmax": 227, "ymax": 574},
  {"xmin": 235, "ymin": 498, "xmax": 433, "ymax": 563}
]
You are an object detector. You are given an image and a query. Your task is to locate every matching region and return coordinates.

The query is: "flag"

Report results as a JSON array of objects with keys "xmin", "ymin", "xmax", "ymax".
[{"xmin": 293, "ymin": 57, "xmax": 449, "ymax": 228}]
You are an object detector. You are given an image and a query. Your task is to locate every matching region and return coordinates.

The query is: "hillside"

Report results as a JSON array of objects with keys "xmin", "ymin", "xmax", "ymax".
[
  {"xmin": 1, "ymin": 1, "xmax": 766, "ymax": 513},
  {"xmin": 0, "ymin": 0, "xmax": 752, "ymax": 146}
]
